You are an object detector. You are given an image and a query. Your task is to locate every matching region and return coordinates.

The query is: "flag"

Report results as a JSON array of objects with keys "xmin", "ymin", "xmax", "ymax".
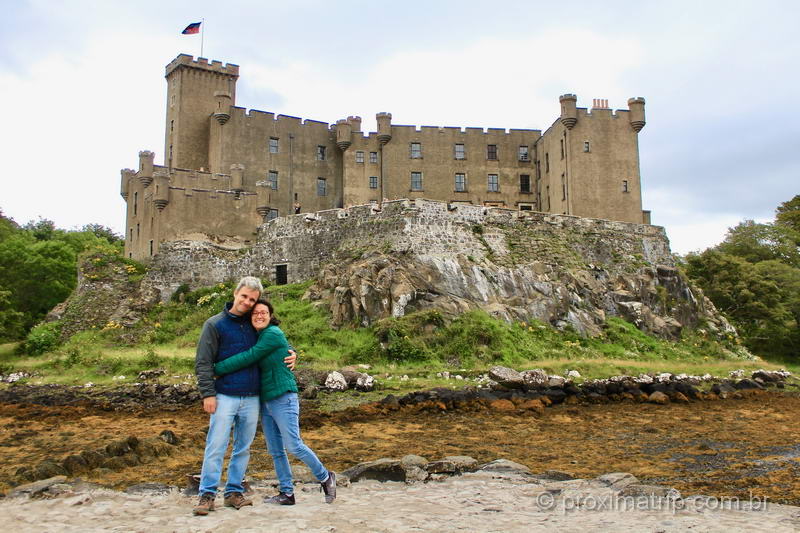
[{"xmin": 182, "ymin": 22, "xmax": 201, "ymax": 35}]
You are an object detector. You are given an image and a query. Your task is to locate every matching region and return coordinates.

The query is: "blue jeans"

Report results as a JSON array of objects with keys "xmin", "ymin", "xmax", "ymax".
[
  {"xmin": 262, "ymin": 392, "xmax": 328, "ymax": 494},
  {"xmin": 199, "ymin": 393, "xmax": 260, "ymax": 495}
]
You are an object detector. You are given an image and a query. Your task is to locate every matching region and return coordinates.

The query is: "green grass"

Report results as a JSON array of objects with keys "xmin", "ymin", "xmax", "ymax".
[{"xmin": 4, "ymin": 281, "xmax": 798, "ymax": 387}]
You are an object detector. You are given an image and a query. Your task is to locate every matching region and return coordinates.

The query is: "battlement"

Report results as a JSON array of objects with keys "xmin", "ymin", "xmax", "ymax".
[
  {"xmin": 389, "ymin": 125, "xmax": 541, "ymax": 137},
  {"xmin": 227, "ymin": 106, "xmax": 333, "ymax": 131},
  {"xmin": 165, "ymin": 54, "xmax": 239, "ymax": 77}
]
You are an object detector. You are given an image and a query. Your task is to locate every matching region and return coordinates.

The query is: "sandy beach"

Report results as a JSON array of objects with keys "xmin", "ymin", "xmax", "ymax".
[{"xmin": 3, "ymin": 468, "xmax": 799, "ymax": 533}]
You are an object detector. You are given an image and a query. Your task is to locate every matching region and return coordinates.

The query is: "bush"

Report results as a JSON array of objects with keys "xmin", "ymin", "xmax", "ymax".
[{"xmin": 22, "ymin": 321, "xmax": 62, "ymax": 355}]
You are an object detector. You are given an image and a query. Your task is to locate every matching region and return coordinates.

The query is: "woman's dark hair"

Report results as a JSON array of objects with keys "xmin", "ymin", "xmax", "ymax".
[{"xmin": 255, "ymin": 298, "xmax": 281, "ymax": 326}]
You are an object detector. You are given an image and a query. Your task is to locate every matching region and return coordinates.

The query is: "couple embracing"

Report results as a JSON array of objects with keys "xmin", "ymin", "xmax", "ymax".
[{"xmin": 193, "ymin": 276, "xmax": 335, "ymax": 515}]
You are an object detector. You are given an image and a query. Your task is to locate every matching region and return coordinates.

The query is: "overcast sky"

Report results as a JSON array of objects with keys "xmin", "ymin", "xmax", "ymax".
[{"xmin": 1, "ymin": 0, "xmax": 798, "ymax": 254}]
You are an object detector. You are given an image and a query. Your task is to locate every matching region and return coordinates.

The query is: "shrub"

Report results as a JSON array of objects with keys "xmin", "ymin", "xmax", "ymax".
[{"xmin": 22, "ymin": 321, "xmax": 62, "ymax": 355}]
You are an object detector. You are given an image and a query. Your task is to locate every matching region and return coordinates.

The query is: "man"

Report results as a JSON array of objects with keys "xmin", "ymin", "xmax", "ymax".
[{"xmin": 193, "ymin": 276, "xmax": 296, "ymax": 515}]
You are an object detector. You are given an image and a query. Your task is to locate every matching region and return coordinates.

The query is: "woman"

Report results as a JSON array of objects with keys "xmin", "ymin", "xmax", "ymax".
[{"xmin": 214, "ymin": 299, "xmax": 336, "ymax": 505}]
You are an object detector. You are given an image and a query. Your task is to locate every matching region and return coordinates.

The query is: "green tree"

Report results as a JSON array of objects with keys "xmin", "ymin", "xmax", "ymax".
[
  {"xmin": 775, "ymin": 194, "xmax": 800, "ymax": 240},
  {"xmin": 717, "ymin": 220, "xmax": 800, "ymax": 268}
]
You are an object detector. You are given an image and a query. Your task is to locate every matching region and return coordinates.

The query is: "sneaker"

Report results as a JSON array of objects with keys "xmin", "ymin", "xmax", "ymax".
[
  {"xmin": 224, "ymin": 492, "xmax": 253, "ymax": 510},
  {"xmin": 263, "ymin": 492, "xmax": 296, "ymax": 505},
  {"xmin": 320, "ymin": 471, "xmax": 337, "ymax": 504},
  {"xmin": 193, "ymin": 493, "xmax": 216, "ymax": 516}
]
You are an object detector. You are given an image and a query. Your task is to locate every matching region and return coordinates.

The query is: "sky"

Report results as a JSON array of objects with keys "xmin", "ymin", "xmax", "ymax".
[{"xmin": 1, "ymin": 0, "xmax": 798, "ymax": 255}]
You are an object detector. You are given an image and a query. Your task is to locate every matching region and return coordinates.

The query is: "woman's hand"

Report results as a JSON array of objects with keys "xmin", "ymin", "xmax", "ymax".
[{"xmin": 284, "ymin": 349, "xmax": 297, "ymax": 370}]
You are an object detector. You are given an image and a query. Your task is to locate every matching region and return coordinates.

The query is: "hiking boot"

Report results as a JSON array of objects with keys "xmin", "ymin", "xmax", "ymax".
[
  {"xmin": 193, "ymin": 493, "xmax": 216, "ymax": 515},
  {"xmin": 263, "ymin": 492, "xmax": 296, "ymax": 505},
  {"xmin": 224, "ymin": 492, "xmax": 253, "ymax": 510},
  {"xmin": 320, "ymin": 471, "xmax": 337, "ymax": 504}
]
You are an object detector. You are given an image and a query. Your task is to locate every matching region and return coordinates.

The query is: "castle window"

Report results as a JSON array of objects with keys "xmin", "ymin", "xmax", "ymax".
[
  {"xmin": 519, "ymin": 146, "xmax": 530, "ymax": 162},
  {"xmin": 149, "ymin": 240, "xmax": 154, "ymax": 256},
  {"xmin": 455, "ymin": 173, "xmax": 466, "ymax": 192},
  {"xmin": 410, "ymin": 142, "xmax": 422, "ymax": 159},
  {"xmin": 268, "ymin": 170, "xmax": 278, "ymax": 190},
  {"xmin": 356, "ymin": 151, "xmax": 365, "ymax": 163},
  {"xmin": 369, "ymin": 151, "xmax": 378, "ymax": 164},
  {"xmin": 561, "ymin": 173, "xmax": 566, "ymax": 200},
  {"xmin": 622, "ymin": 180, "xmax": 629, "ymax": 193},
  {"xmin": 317, "ymin": 146, "xmax": 326, "ymax": 161},
  {"xmin": 560, "ymin": 139, "xmax": 564, "ymax": 159},
  {"xmin": 584, "ymin": 141, "xmax": 591, "ymax": 152},
  {"xmin": 170, "ymin": 94, "xmax": 175, "ymax": 107},
  {"xmin": 519, "ymin": 204, "xmax": 534, "ymax": 211},
  {"xmin": 545, "ymin": 153, "xmax": 550, "ymax": 173},
  {"xmin": 136, "ymin": 223, "xmax": 140, "ymax": 237},
  {"xmin": 170, "ymin": 120, "xmax": 174, "ymax": 133},
  {"xmin": 269, "ymin": 137, "xmax": 279, "ymax": 153},
  {"xmin": 369, "ymin": 176, "xmax": 378, "ymax": 189},
  {"xmin": 487, "ymin": 145, "xmax": 498, "ymax": 160},
  {"xmin": 454, "ymin": 144, "xmax": 465, "ymax": 160},
  {"xmin": 317, "ymin": 177, "xmax": 327, "ymax": 196},
  {"xmin": 520, "ymin": 174, "xmax": 531, "ymax": 193},
  {"xmin": 134, "ymin": 192, "xmax": 138, "ymax": 215},
  {"xmin": 130, "ymin": 228, "xmax": 133, "ymax": 241},
  {"xmin": 267, "ymin": 209, "xmax": 279, "ymax": 220},
  {"xmin": 488, "ymin": 174, "xmax": 499, "ymax": 192},
  {"xmin": 411, "ymin": 172, "xmax": 423, "ymax": 191}
]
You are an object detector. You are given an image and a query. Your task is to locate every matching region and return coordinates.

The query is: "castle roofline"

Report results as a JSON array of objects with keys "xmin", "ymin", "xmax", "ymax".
[{"xmin": 165, "ymin": 54, "xmax": 239, "ymax": 78}]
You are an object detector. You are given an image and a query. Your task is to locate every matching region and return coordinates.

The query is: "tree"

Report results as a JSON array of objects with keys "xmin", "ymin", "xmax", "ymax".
[
  {"xmin": 717, "ymin": 220, "xmax": 800, "ymax": 268},
  {"xmin": 775, "ymin": 194, "xmax": 800, "ymax": 240}
]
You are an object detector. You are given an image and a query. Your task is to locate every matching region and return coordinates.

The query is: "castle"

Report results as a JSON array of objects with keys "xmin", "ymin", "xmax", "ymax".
[{"xmin": 121, "ymin": 54, "xmax": 649, "ymax": 261}]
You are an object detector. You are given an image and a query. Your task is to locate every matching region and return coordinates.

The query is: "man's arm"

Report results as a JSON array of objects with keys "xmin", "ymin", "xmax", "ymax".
[{"xmin": 195, "ymin": 319, "xmax": 219, "ymax": 412}]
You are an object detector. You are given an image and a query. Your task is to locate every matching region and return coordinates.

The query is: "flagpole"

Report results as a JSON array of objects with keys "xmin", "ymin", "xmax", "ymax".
[{"xmin": 200, "ymin": 18, "xmax": 205, "ymax": 57}]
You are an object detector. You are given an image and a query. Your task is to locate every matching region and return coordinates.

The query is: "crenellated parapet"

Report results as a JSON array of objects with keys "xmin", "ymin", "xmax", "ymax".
[
  {"xmin": 376, "ymin": 112, "xmax": 392, "ymax": 145},
  {"xmin": 165, "ymin": 54, "xmax": 239, "ymax": 78},
  {"xmin": 559, "ymin": 94, "xmax": 578, "ymax": 129},
  {"xmin": 336, "ymin": 119, "xmax": 352, "ymax": 151}
]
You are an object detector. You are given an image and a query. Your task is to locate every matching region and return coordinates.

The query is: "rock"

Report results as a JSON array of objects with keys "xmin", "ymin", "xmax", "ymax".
[
  {"xmin": 355, "ymin": 374, "xmax": 375, "ymax": 392},
  {"xmin": 324, "ymin": 371, "xmax": 348, "ymax": 391},
  {"xmin": 565, "ymin": 370, "xmax": 581, "ymax": 379},
  {"xmin": 540, "ymin": 470, "xmax": 575, "ymax": 481},
  {"xmin": 620, "ymin": 484, "xmax": 681, "ymax": 500},
  {"xmin": 8, "ymin": 476, "xmax": 68, "ymax": 497},
  {"xmin": 427, "ymin": 456, "xmax": 479, "ymax": 475},
  {"xmin": 672, "ymin": 392, "xmax": 690, "ymax": 403},
  {"xmin": 34, "ymin": 460, "xmax": 67, "ymax": 480},
  {"xmin": 80, "ymin": 450, "xmax": 107, "ymax": 468},
  {"xmin": 379, "ymin": 394, "xmax": 400, "ymax": 409},
  {"xmin": 341, "ymin": 459, "xmax": 407, "ymax": 483},
  {"xmin": 125, "ymin": 483, "xmax": 173, "ymax": 495},
  {"xmin": 595, "ymin": 472, "xmax": 639, "ymax": 489},
  {"xmin": 137, "ymin": 369, "xmax": 166, "ymax": 380},
  {"xmin": 479, "ymin": 459, "xmax": 532, "ymax": 476},
  {"xmin": 545, "ymin": 389, "xmax": 567, "ymax": 404},
  {"xmin": 521, "ymin": 369, "xmax": 549, "ymax": 389},
  {"xmin": 648, "ymin": 391, "xmax": 670, "ymax": 405},
  {"xmin": 734, "ymin": 379, "xmax": 763, "ymax": 390},
  {"xmin": 729, "ymin": 369, "xmax": 745, "ymax": 378},
  {"xmin": 518, "ymin": 398, "xmax": 545, "ymax": 412},
  {"xmin": 711, "ymin": 382, "xmax": 737, "ymax": 397},
  {"xmin": 488, "ymin": 366, "xmax": 524, "ymax": 388},
  {"xmin": 106, "ymin": 439, "xmax": 132, "ymax": 457},
  {"xmin": 401, "ymin": 455, "xmax": 430, "ymax": 482},
  {"xmin": 62, "ymin": 454, "xmax": 89, "ymax": 475},
  {"xmin": 159, "ymin": 429, "xmax": 179, "ymax": 445},
  {"xmin": 301, "ymin": 385, "xmax": 318, "ymax": 399},
  {"xmin": 548, "ymin": 376, "xmax": 566, "ymax": 387}
]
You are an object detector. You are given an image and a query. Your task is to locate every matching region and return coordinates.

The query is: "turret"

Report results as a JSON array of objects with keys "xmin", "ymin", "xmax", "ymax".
[
  {"xmin": 336, "ymin": 119, "xmax": 352, "ymax": 151},
  {"xmin": 120, "ymin": 169, "xmax": 135, "ymax": 200},
  {"xmin": 347, "ymin": 116, "xmax": 362, "ymax": 133},
  {"xmin": 138, "ymin": 150, "xmax": 155, "ymax": 187},
  {"xmin": 213, "ymin": 91, "xmax": 232, "ymax": 125},
  {"xmin": 153, "ymin": 169, "xmax": 170, "ymax": 210},
  {"xmin": 376, "ymin": 112, "xmax": 392, "ymax": 145},
  {"xmin": 559, "ymin": 94, "xmax": 577, "ymax": 130},
  {"xmin": 627, "ymin": 97, "xmax": 646, "ymax": 132},
  {"xmin": 230, "ymin": 163, "xmax": 245, "ymax": 192}
]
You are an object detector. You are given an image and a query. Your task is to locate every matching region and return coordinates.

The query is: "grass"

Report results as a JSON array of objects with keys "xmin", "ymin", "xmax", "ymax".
[{"xmin": 2, "ymin": 281, "xmax": 798, "ymax": 388}]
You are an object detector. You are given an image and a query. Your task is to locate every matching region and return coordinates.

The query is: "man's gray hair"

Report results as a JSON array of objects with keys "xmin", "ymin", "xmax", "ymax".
[{"xmin": 235, "ymin": 276, "xmax": 263, "ymax": 295}]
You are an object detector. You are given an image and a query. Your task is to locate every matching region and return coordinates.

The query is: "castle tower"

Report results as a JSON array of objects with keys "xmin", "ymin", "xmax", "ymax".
[
  {"xmin": 559, "ymin": 94, "xmax": 577, "ymax": 130},
  {"xmin": 336, "ymin": 119, "xmax": 352, "ymax": 151},
  {"xmin": 153, "ymin": 169, "xmax": 170, "ymax": 210},
  {"xmin": 164, "ymin": 54, "xmax": 239, "ymax": 171},
  {"xmin": 627, "ymin": 97, "xmax": 646, "ymax": 132},
  {"xmin": 120, "ymin": 169, "xmax": 135, "ymax": 200},
  {"xmin": 376, "ymin": 112, "xmax": 392, "ymax": 145},
  {"xmin": 138, "ymin": 151, "xmax": 155, "ymax": 186}
]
